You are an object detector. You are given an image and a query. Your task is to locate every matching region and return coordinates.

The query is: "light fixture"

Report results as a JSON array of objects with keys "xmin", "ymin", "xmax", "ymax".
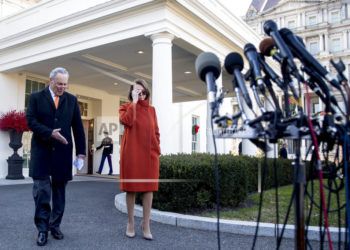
[
  {"xmin": 184, "ymin": 71, "xmax": 192, "ymax": 74},
  {"xmin": 113, "ymin": 82, "xmax": 119, "ymax": 86},
  {"xmin": 137, "ymin": 50, "xmax": 144, "ymax": 54}
]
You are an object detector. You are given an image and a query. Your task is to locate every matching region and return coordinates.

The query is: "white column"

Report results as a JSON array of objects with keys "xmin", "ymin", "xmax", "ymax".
[
  {"xmin": 150, "ymin": 32, "xmax": 175, "ymax": 155},
  {"xmin": 297, "ymin": 13, "xmax": 301, "ymax": 27},
  {"xmin": 343, "ymin": 31, "xmax": 348, "ymax": 50},
  {"xmin": 324, "ymin": 33, "xmax": 329, "ymax": 52},
  {"xmin": 301, "ymin": 12, "xmax": 305, "ymax": 26},
  {"xmin": 323, "ymin": 9, "xmax": 328, "ymax": 23},
  {"xmin": 319, "ymin": 34, "xmax": 324, "ymax": 51},
  {"xmin": 258, "ymin": 21, "xmax": 262, "ymax": 35}
]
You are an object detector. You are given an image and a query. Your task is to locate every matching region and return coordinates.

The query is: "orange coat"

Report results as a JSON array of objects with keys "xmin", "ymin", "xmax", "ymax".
[{"xmin": 119, "ymin": 100, "xmax": 160, "ymax": 192}]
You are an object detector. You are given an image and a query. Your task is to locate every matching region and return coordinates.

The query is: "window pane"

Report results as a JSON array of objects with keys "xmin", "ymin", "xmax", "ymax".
[
  {"xmin": 331, "ymin": 38, "xmax": 341, "ymax": 52},
  {"xmin": 39, "ymin": 83, "xmax": 46, "ymax": 90},
  {"xmin": 308, "ymin": 16, "xmax": 317, "ymax": 26},
  {"xmin": 25, "ymin": 79, "xmax": 31, "ymax": 94},
  {"xmin": 25, "ymin": 94, "xmax": 30, "ymax": 109},
  {"xmin": 287, "ymin": 20, "xmax": 296, "ymax": 29},
  {"xmin": 32, "ymin": 81, "xmax": 38, "ymax": 92},
  {"xmin": 309, "ymin": 42, "xmax": 319, "ymax": 55},
  {"xmin": 330, "ymin": 11, "xmax": 340, "ymax": 23}
]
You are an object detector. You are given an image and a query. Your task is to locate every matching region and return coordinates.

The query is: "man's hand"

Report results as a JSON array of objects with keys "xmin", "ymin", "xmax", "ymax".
[{"xmin": 51, "ymin": 128, "xmax": 68, "ymax": 144}]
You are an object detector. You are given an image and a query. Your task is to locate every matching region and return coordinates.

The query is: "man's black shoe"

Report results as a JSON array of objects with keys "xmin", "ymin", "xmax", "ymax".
[
  {"xmin": 95, "ymin": 171, "xmax": 101, "ymax": 174},
  {"xmin": 50, "ymin": 228, "xmax": 64, "ymax": 240},
  {"xmin": 37, "ymin": 232, "xmax": 48, "ymax": 246},
  {"xmin": 108, "ymin": 173, "xmax": 113, "ymax": 175}
]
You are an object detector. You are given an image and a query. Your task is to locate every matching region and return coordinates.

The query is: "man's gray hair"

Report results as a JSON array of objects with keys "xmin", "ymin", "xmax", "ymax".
[{"xmin": 49, "ymin": 67, "xmax": 69, "ymax": 79}]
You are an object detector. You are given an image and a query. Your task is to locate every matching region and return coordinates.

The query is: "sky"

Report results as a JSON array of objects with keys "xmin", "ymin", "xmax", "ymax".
[{"xmin": 221, "ymin": 0, "xmax": 251, "ymax": 17}]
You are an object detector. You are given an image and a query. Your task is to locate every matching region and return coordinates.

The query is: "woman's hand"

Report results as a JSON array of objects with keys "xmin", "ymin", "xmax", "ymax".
[{"xmin": 131, "ymin": 89, "xmax": 140, "ymax": 103}]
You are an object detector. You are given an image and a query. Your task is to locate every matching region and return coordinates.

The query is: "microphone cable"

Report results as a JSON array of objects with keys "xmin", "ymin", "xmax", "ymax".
[
  {"xmin": 210, "ymin": 109, "xmax": 221, "ymax": 250},
  {"xmin": 305, "ymin": 85, "xmax": 334, "ymax": 250},
  {"xmin": 251, "ymin": 135, "xmax": 268, "ymax": 250},
  {"xmin": 273, "ymin": 143, "xmax": 280, "ymax": 248},
  {"xmin": 343, "ymin": 133, "xmax": 350, "ymax": 250}
]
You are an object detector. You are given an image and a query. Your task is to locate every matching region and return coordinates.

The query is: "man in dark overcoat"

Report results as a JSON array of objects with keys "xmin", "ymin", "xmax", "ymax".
[{"xmin": 26, "ymin": 67, "xmax": 86, "ymax": 246}]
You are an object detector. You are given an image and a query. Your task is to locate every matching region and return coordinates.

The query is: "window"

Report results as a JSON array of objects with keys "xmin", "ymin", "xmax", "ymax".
[
  {"xmin": 25, "ymin": 79, "xmax": 46, "ymax": 110},
  {"xmin": 330, "ymin": 37, "xmax": 342, "ymax": 52},
  {"xmin": 191, "ymin": 116, "xmax": 200, "ymax": 153},
  {"xmin": 330, "ymin": 10, "xmax": 340, "ymax": 23},
  {"xmin": 78, "ymin": 101, "xmax": 88, "ymax": 117},
  {"xmin": 307, "ymin": 15, "xmax": 317, "ymax": 26},
  {"xmin": 309, "ymin": 41, "xmax": 319, "ymax": 55},
  {"xmin": 287, "ymin": 20, "xmax": 296, "ymax": 29}
]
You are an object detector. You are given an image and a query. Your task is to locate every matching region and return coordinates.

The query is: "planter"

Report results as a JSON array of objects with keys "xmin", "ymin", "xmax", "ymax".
[{"xmin": 6, "ymin": 130, "xmax": 24, "ymax": 180}]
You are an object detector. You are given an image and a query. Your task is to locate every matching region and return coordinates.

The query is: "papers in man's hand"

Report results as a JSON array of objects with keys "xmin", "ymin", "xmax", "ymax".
[{"xmin": 73, "ymin": 158, "xmax": 84, "ymax": 170}]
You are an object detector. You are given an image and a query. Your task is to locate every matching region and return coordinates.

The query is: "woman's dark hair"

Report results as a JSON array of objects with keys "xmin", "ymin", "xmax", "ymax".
[{"xmin": 128, "ymin": 79, "xmax": 150, "ymax": 101}]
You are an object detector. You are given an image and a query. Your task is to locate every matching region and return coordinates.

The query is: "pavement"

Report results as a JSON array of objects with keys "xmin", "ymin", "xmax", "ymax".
[{"xmin": 0, "ymin": 176, "xmax": 322, "ymax": 249}]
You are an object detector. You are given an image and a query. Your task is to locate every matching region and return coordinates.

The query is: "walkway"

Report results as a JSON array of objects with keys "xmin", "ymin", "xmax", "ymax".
[{"xmin": 0, "ymin": 176, "xmax": 320, "ymax": 249}]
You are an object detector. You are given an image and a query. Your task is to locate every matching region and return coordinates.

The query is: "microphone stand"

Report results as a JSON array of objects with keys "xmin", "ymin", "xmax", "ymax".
[
  {"xmin": 281, "ymin": 59, "xmax": 292, "ymax": 118},
  {"xmin": 281, "ymin": 57, "xmax": 306, "ymax": 250}
]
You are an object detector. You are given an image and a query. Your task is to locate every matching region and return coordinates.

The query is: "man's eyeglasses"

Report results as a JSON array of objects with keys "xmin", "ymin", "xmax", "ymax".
[{"xmin": 138, "ymin": 91, "xmax": 146, "ymax": 96}]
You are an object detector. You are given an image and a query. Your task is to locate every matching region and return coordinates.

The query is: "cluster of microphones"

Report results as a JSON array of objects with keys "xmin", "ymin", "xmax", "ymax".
[{"xmin": 195, "ymin": 19, "xmax": 349, "ymax": 150}]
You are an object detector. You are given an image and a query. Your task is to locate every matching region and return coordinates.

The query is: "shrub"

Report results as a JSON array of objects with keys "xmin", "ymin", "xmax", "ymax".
[
  {"xmin": 152, "ymin": 153, "xmax": 297, "ymax": 213},
  {"xmin": 0, "ymin": 110, "xmax": 29, "ymax": 133}
]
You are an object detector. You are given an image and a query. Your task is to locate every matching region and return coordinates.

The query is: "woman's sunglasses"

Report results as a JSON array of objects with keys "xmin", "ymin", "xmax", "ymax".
[{"xmin": 138, "ymin": 91, "xmax": 146, "ymax": 96}]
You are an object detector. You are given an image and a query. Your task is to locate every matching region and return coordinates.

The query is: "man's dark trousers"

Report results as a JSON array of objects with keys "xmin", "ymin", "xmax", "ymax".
[
  {"xmin": 97, "ymin": 154, "xmax": 112, "ymax": 174},
  {"xmin": 33, "ymin": 177, "xmax": 67, "ymax": 232}
]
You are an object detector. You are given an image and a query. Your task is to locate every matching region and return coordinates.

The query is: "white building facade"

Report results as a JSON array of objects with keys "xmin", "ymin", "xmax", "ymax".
[
  {"xmin": 0, "ymin": 0, "xmax": 260, "ymax": 178},
  {"xmin": 244, "ymin": 0, "xmax": 350, "ymax": 157}
]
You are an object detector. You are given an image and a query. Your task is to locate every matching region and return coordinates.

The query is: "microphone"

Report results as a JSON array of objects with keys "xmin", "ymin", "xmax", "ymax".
[
  {"xmin": 244, "ymin": 43, "xmax": 265, "ymax": 93},
  {"xmin": 224, "ymin": 52, "xmax": 253, "ymax": 109},
  {"xmin": 259, "ymin": 37, "xmax": 283, "ymax": 64},
  {"xmin": 258, "ymin": 54, "xmax": 283, "ymax": 89},
  {"xmin": 301, "ymin": 65, "xmax": 338, "ymax": 106},
  {"xmin": 263, "ymin": 20, "xmax": 298, "ymax": 73},
  {"xmin": 259, "ymin": 44, "xmax": 299, "ymax": 98},
  {"xmin": 195, "ymin": 52, "xmax": 221, "ymax": 116},
  {"xmin": 279, "ymin": 28, "xmax": 341, "ymax": 90}
]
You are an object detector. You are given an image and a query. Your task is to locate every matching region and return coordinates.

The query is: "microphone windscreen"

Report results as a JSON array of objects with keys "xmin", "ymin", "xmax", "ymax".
[
  {"xmin": 224, "ymin": 52, "xmax": 244, "ymax": 74},
  {"xmin": 244, "ymin": 43, "xmax": 256, "ymax": 55},
  {"xmin": 263, "ymin": 20, "xmax": 278, "ymax": 36},
  {"xmin": 195, "ymin": 52, "xmax": 221, "ymax": 82},
  {"xmin": 279, "ymin": 28, "xmax": 293, "ymax": 40},
  {"xmin": 259, "ymin": 37, "xmax": 275, "ymax": 56}
]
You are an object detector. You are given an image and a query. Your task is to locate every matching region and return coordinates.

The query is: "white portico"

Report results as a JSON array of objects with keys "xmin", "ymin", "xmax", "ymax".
[{"xmin": 0, "ymin": 0, "xmax": 261, "ymax": 178}]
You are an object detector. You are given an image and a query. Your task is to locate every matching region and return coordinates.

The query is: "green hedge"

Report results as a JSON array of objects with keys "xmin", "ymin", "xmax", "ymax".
[{"xmin": 152, "ymin": 153, "xmax": 297, "ymax": 213}]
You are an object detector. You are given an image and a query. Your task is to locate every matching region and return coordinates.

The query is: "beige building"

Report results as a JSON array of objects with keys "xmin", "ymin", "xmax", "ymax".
[{"xmin": 243, "ymin": 0, "xmax": 350, "ymax": 156}]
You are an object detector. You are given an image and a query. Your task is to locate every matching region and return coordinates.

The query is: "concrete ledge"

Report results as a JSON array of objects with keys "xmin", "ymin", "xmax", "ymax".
[{"xmin": 115, "ymin": 192, "xmax": 345, "ymax": 242}]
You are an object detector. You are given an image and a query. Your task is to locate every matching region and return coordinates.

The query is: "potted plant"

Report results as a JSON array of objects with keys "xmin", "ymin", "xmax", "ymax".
[{"xmin": 0, "ymin": 110, "xmax": 30, "ymax": 179}]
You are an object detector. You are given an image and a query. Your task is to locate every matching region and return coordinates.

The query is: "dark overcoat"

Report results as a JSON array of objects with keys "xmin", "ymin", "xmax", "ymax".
[{"xmin": 26, "ymin": 87, "xmax": 86, "ymax": 181}]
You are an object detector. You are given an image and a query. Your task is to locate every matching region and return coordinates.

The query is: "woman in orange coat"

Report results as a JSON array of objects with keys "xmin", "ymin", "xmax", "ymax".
[{"xmin": 119, "ymin": 79, "xmax": 160, "ymax": 240}]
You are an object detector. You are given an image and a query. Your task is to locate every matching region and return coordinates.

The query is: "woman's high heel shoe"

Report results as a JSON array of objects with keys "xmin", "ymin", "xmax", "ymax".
[
  {"xmin": 141, "ymin": 222, "xmax": 153, "ymax": 240},
  {"xmin": 126, "ymin": 223, "xmax": 135, "ymax": 238}
]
